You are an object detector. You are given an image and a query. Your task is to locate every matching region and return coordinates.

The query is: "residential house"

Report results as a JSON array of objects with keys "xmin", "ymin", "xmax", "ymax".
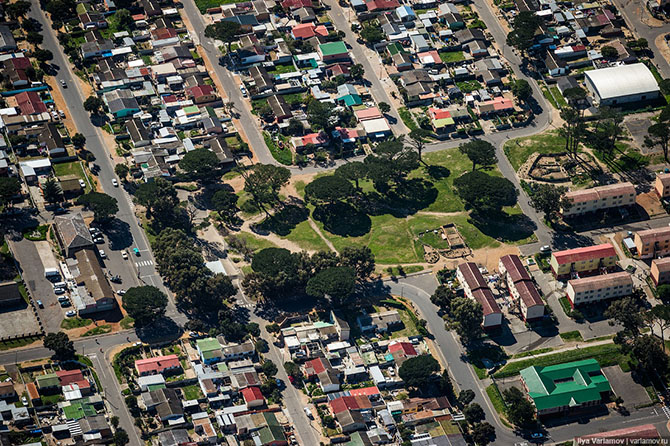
[
  {"xmin": 520, "ymin": 359, "xmax": 612, "ymax": 416},
  {"xmin": 126, "ymin": 118, "xmax": 152, "ymax": 148},
  {"xmin": 54, "ymin": 213, "xmax": 94, "ymax": 257},
  {"xmin": 561, "ymin": 182, "xmax": 636, "ymax": 217},
  {"xmin": 456, "ymin": 262, "xmax": 502, "ymax": 328},
  {"xmin": 71, "ymin": 248, "xmax": 117, "ymax": 314},
  {"xmin": 158, "ymin": 429, "xmax": 192, "ymax": 446},
  {"xmin": 38, "ymin": 124, "xmax": 66, "ymax": 157},
  {"xmin": 331, "ymin": 310, "xmax": 351, "ymax": 341},
  {"xmin": 634, "ymin": 226, "xmax": 670, "ymax": 259},
  {"xmin": 56, "ymin": 369, "xmax": 91, "ymax": 395},
  {"xmin": 388, "ymin": 341, "xmax": 418, "ymax": 364},
  {"xmin": 79, "ymin": 12, "xmax": 107, "ymax": 29},
  {"xmin": 0, "ymin": 382, "xmax": 15, "ymax": 400},
  {"xmin": 249, "ymin": 66, "xmax": 274, "ymax": 94},
  {"xmin": 294, "ymin": 6, "xmax": 316, "ymax": 22},
  {"xmin": 197, "ymin": 338, "xmax": 223, "ymax": 364},
  {"xmin": 205, "ymin": 137, "xmax": 236, "ymax": 166},
  {"xmin": 651, "ymin": 258, "xmax": 670, "ymax": 285},
  {"xmin": 454, "ymin": 28, "xmax": 485, "ymax": 45},
  {"xmin": 398, "ymin": 69, "xmax": 434, "ymax": 102},
  {"xmin": 268, "ymin": 95, "xmax": 292, "ymax": 122},
  {"xmin": 291, "ymin": 131, "xmax": 328, "ymax": 151},
  {"xmin": 545, "ymin": 51, "xmax": 567, "ymax": 77},
  {"xmin": 0, "ymin": 26, "xmax": 17, "ymax": 52},
  {"xmin": 192, "ymin": 412, "xmax": 218, "ymax": 443},
  {"xmin": 15, "ymin": 91, "xmax": 47, "ymax": 115},
  {"xmin": 498, "ymin": 254, "xmax": 544, "ymax": 321},
  {"xmin": 336, "ymin": 409, "xmax": 366, "ymax": 433},
  {"xmin": 186, "ymin": 85, "xmax": 217, "ymax": 104},
  {"xmin": 241, "ymin": 386, "xmax": 265, "ymax": 408},
  {"xmin": 3, "ymin": 58, "xmax": 31, "ymax": 87},
  {"xmin": 319, "ymin": 41, "xmax": 349, "ymax": 63},
  {"xmin": 77, "ymin": 415, "xmax": 112, "ymax": 440},
  {"xmin": 550, "ymin": 244, "xmax": 618, "ymax": 279},
  {"xmin": 103, "ymin": 90, "xmax": 140, "ymax": 118},
  {"xmin": 358, "ymin": 310, "xmax": 402, "ymax": 332},
  {"xmin": 355, "ymin": 107, "xmax": 391, "ymax": 139},
  {"xmin": 566, "ymin": 272, "xmax": 633, "ymax": 306},
  {"xmin": 135, "ymin": 355, "xmax": 182, "ymax": 376},
  {"xmin": 655, "ymin": 173, "xmax": 670, "ymax": 198},
  {"xmin": 476, "ymin": 97, "xmax": 514, "ymax": 116},
  {"xmin": 36, "ymin": 372, "xmax": 60, "ymax": 392},
  {"xmin": 366, "ymin": 0, "xmax": 401, "ymax": 12},
  {"xmin": 222, "ymin": 340, "xmax": 255, "ymax": 360},
  {"xmin": 428, "ymin": 107, "xmax": 455, "ymax": 133},
  {"xmin": 144, "ymin": 388, "xmax": 184, "ymax": 422}
]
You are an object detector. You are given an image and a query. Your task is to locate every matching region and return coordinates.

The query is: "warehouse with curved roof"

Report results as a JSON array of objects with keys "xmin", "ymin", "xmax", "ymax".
[{"xmin": 584, "ymin": 63, "xmax": 660, "ymax": 106}]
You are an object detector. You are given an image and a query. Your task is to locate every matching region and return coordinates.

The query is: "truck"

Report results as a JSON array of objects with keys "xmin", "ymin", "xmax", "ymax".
[{"xmin": 44, "ymin": 267, "xmax": 60, "ymax": 280}]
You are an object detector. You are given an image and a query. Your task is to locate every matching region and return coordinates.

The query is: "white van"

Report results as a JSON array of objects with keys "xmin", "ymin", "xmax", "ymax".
[
  {"xmin": 53, "ymin": 282, "xmax": 66, "ymax": 289},
  {"xmin": 44, "ymin": 268, "xmax": 60, "ymax": 280}
]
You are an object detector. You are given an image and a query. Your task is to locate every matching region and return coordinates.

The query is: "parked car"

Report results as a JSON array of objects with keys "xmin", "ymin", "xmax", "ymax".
[
  {"xmin": 98, "ymin": 250, "xmax": 106, "ymax": 259},
  {"xmin": 54, "ymin": 288, "xmax": 66, "ymax": 295},
  {"xmin": 59, "ymin": 300, "xmax": 71, "ymax": 307},
  {"xmin": 540, "ymin": 245, "xmax": 551, "ymax": 253},
  {"xmin": 79, "ymin": 179, "xmax": 86, "ymax": 188},
  {"xmin": 94, "ymin": 237, "xmax": 104, "ymax": 244},
  {"xmin": 57, "ymin": 296, "xmax": 69, "ymax": 303},
  {"xmin": 65, "ymin": 310, "xmax": 76, "ymax": 317},
  {"xmin": 304, "ymin": 407, "xmax": 313, "ymax": 419},
  {"xmin": 112, "ymin": 179, "xmax": 118, "ymax": 187},
  {"xmin": 133, "ymin": 248, "xmax": 140, "ymax": 256},
  {"xmin": 122, "ymin": 251, "xmax": 128, "ymax": 260},
  {"xmin": 36, "ymin": 300, "xmax": 43, "ymax": 308},
  {"xmin": 239, "ymin": 85, "xmax": 247, "ymax": 97},
  {"xmin": 21, "ymin": 396, "xmax": 27, "ymax": 405},
  {"xmin": 116, "ymin": 289, "xmax": 126, "ymax": 295}
]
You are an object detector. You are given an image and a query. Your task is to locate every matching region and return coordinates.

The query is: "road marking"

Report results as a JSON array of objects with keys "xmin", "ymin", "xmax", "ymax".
[
  {"xmin": 662, "ymin": 405, "xmax": 670, "ymax": 419},
  {"xmin": 135, "ymin": 260, "xmax": 154, "ymax": 268}
]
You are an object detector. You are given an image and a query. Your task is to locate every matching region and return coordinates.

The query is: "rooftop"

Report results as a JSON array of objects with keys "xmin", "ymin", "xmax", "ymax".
[{"xmin": 552, "ymin": 244, "xmax": 617, "ymax": 265}]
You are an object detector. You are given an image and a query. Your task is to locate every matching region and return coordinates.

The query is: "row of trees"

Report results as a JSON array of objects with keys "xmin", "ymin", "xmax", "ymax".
[
  {"xmin": 242, "ymin": 246, "xmax": 375, "ymax": 305},
  {"xmin": 431, "ymin": 285, "xmax": 485, "ymax": 344}
]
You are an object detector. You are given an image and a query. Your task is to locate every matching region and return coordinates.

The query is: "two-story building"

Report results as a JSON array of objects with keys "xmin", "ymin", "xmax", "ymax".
[
  {"xmin": 498, "ymin": 255, "xmax": 544, "ymax": 321},
  {"xmin": 550, "ymin": 244, "xmax": 618, "ymax": 280},
  {"xmin": 456, "ymin": 262, "xmax": 502, "ymax": 329},
  {"xmin": 566, "ymin": 272, "xmax": 633, "ymax": 307},
  {"xmin": 634, "ymin": 226, "xmax": 670, "ymax": 259},
  {"xmin": 561, "ymin": 182, "xmax": 636, "ymax": 218}
]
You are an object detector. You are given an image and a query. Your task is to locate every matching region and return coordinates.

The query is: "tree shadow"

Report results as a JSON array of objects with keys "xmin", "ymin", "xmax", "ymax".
[
  {"xmin": 135, "ymin": 316, "xmax": 182, "ymax": 343},
  {"xmin": 102, "ymin": 217, "xmax": 133, "ymax": 251},
  {"xmin": 469, "ymin": 212, "xmax": 537, "ymax": 244},
  {"xmin": 253, "ymin": 203, "xmax": 309, "ymax": 236},
  {"xmin": 312, "ymin": 201, "xmax": 371, "ymax": 237},
  {"xmin": 424, "ymin": 164, "xmax": 450, "ymax": 180},
  {"xmin": 192, "ymin": 183, "xmax": 233, "ymax": 211},
  {"xmin": 363, "ymin": 178, "xmax": 438, "ymax": 218}
]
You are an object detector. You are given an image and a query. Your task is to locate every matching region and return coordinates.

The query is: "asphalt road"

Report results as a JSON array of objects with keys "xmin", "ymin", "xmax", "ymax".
[
  {"xmin": 386, "ymin": 274, "xmax": 669, "ymax": 444},
  {"xmin": 28, "ymin": 2, "xmax": 181, "ymax": 322},
  {"xmin": 0, "ymin": 329, "xmax": 142, "ymax": 445}
]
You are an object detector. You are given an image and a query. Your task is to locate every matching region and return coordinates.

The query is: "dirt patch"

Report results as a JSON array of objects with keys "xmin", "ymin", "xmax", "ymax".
[
  {"xmin": 45, "ymin": 77, "xmax": 78, "ymax": 137},
  {"xmin": 637, "ymin": 191, "xmax": 666, "ymax": 218},
  {"xmin": 435, "ymin": 245, "xmax": 520, "ymax": 273}
]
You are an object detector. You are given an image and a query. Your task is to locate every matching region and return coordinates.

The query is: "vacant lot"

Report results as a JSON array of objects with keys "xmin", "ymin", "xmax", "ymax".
[{"xmin": 504, "ymin": 130, "xmax": 565, "ymax": 171}]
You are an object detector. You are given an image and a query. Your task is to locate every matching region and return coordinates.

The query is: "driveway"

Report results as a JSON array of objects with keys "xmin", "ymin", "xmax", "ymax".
[{"xmin": 8, "ymin": 238, "xmax": 64, "ymax": 334}]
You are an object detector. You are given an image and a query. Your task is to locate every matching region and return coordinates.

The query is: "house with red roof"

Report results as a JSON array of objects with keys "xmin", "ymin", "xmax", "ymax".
[
  {"xmin": 291, "ymin": 23, "xmax": 328, "ymax": 40},
  {"xmin": 417, "ymin": 50, "xmax": 441, "ymax": 67},
  {"xmin": 56, "ymin": 369, "xmax": 91, "ymax": 394},
  {"xmin": 456, "ymin": 262, "xmax": 502, "ymax": 329},
  {"xmin": 550, "ymin": 244, "xmax": 618, "ymax": 280},
  {"xmin": 282, "ymin": 0, "xmax": 313, "ymax": 9},
  {"xmin": 329, "ymin": 395, "xmax": 372, "ymax": 414},
  {"xmin": 135, "ymin": 355, "xmax": 182, "ymax": 376},
  {"xmin": 303, "ymin": 357, "xmax": 329, "ymax": 379},
  {"xmin": 291, "ymin": 132, "xmax": 328, "ymax": 152},
  {"xmin": 476, "ymin": 97, "xmax": 514, "ymax": 116},
  {"xmin": 186, "ymin": 85, "xmax": 217, "ymax": 104},
  {"xmin": 366, "ymin": 0, "xmax": 400, "ymax": 11},
  {"xmin": 15, "ymin": 91, "xmax": 47, "ymax": 115},
  {"xmin": 349, "ymin": 386, "xmax": 380, "ymax": 397},
  {"xmin": 388, "ymin": 341, "xmax": 417, "ymax": 357},
  {"xmin": 241, "ymin": 386, "xmax": 265, "ymax": 408}
]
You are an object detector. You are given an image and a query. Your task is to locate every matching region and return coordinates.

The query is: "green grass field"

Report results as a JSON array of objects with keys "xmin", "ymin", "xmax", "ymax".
[
  {"xmin": 503, "ymin": 130, "xmax": 566, "ymax": 171},
  {"xmin": 494, "ymin": 343, "xmax": 629, "ymax": 378},
  {"xmin": 195, "ymin": 0, "xmax": 238, "ymax": 12},
  {"xmin": 53, "ymin": 161, "xmax": 93, "ymax": 192},
  {"xmin": 439, "ymin": 51, "xmax": 465, "ymax": 64},
  {"xmin": 559, "ymin": 330, "xmax": 584, "ymax": 342},
  {"xmin": 181, "ymin": 384, "xmax": 203, "ymax": 400},
  {"xmin": 486, "ymin": 384, "xmax": 506, "ymax": 415},
  {"xmin": 283, "ymin": 220, "xmax": 331, "ymax": 252},
  {"xmin": 61, "ymin": 317, "xmax": 92, "ymax": 330}
]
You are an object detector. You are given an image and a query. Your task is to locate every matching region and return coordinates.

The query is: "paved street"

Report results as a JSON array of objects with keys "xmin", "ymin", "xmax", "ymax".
[
  {"xmin": 384, "ymin": 274, "xmax": 669, "ymax": 444},
  {"xmin": 28, "ymin": 1, "xmax": 181, "ymax": 322}
]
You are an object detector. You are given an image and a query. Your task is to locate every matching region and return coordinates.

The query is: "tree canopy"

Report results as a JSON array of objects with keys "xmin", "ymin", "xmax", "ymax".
[
  {"xmin": 305, "ymin": 175, "xmax": 356, "ymax": 205},
  {"xmin": 529, "ymin": 184, "xmax": 570, "ymax": 222},
  {"xmin": 511, "ymin": 79, "xmax": 532, "ymax": 102},
  {"xmin": 450, "ymin": 297, "xmax": 483, "ymax": 344},
  {"xmin": 244, "ymin": 164, "xmax": 290, "ymax": 215},
  {"xmin": 398, "ymin": 354, "xmax": 440, "ymax": 388},
  {"xmin": 335, "ymin": 161, "xmax": 367, "ymax": 189},
  {"xmin": 360, "ymin": 25, "xmax": 384, "ymax": 44},
  {"xmin": 43, "ymin": 332, "xmax": 75, "ymax": 360},
  {"xmin": 204, "ymin": 21, "xmax": 242, "ymax": 51},
  {"xmin": 306, "ymin": 266, "xmax": 356, "ymax": 306},
  {"xmin": 179, "ymin": 148, "xmax": 221, "ymax": 180},
  {"xmin": 211, "ymin": 189, "xmax": 240, "ymax": 224},
  {"xmin": 503, "ymin": 387, "xmax": 535, "ymax": 426},
  {"xmin": 458, "ymin": 140, "xmax": 497, "ymax": 171},
  {"xmin": 76, "ymin": 192, "xmax": 119, "ymax": 222},
  {"xmin": 122, "ymin": 286, "xmax": 168, "ymax": 327},
  {"xmin": 0, "ymin": 177, "xmax": 20, "ymax": 207},
  {"xmin": 506, "ymin": 11, "xmax": 541, "ymax": 53},
  {"xmin": 83, "ymin": 96, "xmax": 104, "ymax": 114},
  {"xmin": 454, "ymin": 171, "xmax": 518, "ymax": 214},
  {"xmin": 42, "ymin": 177, "xmax": 63, "ymax": 204},
  {"xmin": 339, "ymin": 246, "xmax": 375, "ymax": 280}
]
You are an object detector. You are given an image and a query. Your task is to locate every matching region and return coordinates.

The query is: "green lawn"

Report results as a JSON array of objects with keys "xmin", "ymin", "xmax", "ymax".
[
  {"xmin": 398, "ymin": 107, "xmax": 418, "ymax": 131},
  {"xmin": 267, "ymin": 63, "xmax": 297, "ymax": 74},
  {"xmin": 456, "ymin": 80, "xmax": 483, "ymax": 93},
  {"xmin": 53, "ymin": 161, "xmax": 93, "ymax": 192},
  {"xmin": 503, "ymin": 130, "xmax": 565, "ymax": 171},
  {"xmin": 283, "ymin": 220, "xmax": 331, "ymax": 252},
  {"xmin": 559, "ymin": 330, "xmax": 584, "ymax": 342},
  {"xmin": 0, "ymin": 336, "xmax": 40, "ymax": 351},
  {"xmin": 390, "ymin": 306, "xmax": 421, "ymax": 339},
  {"xmin": 263, "ymin": 132, "xmax": 293, "ymax": 165},
  {"xmin": 227, "ymin": 231, "xmax": 279, "ymax": 254},
  {"xmin": 512, "ymin": 347, "xmax": 554, "ymax": 358},
  {"xmin": 550, "ymin": 86, "xmax": 567, "ymax": 108},
  {"xmin": 494, "ymin": 343, "xmax": 629, "ymax": 378},
  {"xmin": 486, "ymin": 384, "xmax": 506, "ymax": 415},
  {"xmin": 195, "ymin": 0, "xmax": 238, "ymax": 12},
  {"xmin": 82, "ymin": 325, "xmax": 112, "ymax": 337},
  {"xmin": 439, "ymin": 51, "xmax": 465, "ymax": 64},
  {"xmin": 120, "ymin": 316, "xmax": 134, "ymax": 329},
  {"xmin": 181, "ymin": 384, "xmax": 203, "ymax": 400},
  {"xmin": 61, "ymin": 317, "xmax": 92, "ymax": 330}
]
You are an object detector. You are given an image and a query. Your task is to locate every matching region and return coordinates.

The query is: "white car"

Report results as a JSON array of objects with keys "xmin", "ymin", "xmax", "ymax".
[
  {"xmin": 65, "ymin": 310, "xmax": 76, "ymax": 317},
  {"xmin": 112, "ymin": 179, "xmax": 119, "ymax": 187},
  {"xmin": 116, "ymin": 289, "xmax": 126, "ymax": 295},
  {"xmin": 79, "ymin": 179, "xmax": 86, "ymax": 188},
  {"xmin": 99, "ymin": 249, "xmax": 107, "ymax": 259},
  {"xmin": 122, "ymin": 251, "xmax": 128, "ymax": 260},
  {"xmin": 60, "ymin": 79, "xmax": 67, "ymax": 87},
  {"xmin": 54, "ymin": 288, "xmax": 66, "ymax": 295},
  {"xmin": 239, "ymin": 85, "xmax": 248, "ymax": 97},
  {"xmin": 21, "ymin": 396, "xmax": 27, "ymax": 405}
]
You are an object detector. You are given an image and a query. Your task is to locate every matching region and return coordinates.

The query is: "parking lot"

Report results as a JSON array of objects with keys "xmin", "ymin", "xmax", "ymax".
[
  {"xmin": 603, "ymin": 365, "xmax": 652, "ymax": 408},
  {"xmin": 9, "ymin": 238, "xmax": 65, "ymax": 333},
  {"xmin": 0, "ymin": 303, "xmax": 40, "ymax": 339}
]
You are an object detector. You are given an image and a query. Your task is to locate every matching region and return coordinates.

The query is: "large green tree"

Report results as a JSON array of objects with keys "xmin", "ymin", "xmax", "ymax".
[
  {"xmin": 0, "ymin": 177, "xmax": 21, "ymax": 207},
  {"xmin": 645, "ymin": 122, "xmax": 670, "ymax": 162},
  {"xmin": 339, "ymin": 246, "xmax": 375, "ymax": 280},
  {"xmin": 243, "ymin": 164, "xmax": 290, "ymax": 215},
  {"xmin": 76, "ymin": 192, "xmax": 119, "ymax": 222},
  {"xmin": 5, "ymin": 0, "xmax": 31, "ymax": 19},
  {"xmin": 632, "ymin": 335, "xmax": 668, "ymax": 376},
  {"xmin": 204, "ymin": 21, "xmax": 242, "ymax": 52},
  {"xmin": 179, "ymin": 148, "xmax": 221, "ymax": 180},
  {"xmin": 305, "ymin": 175, "xmax": 355, "ymax": 205},
  {"xmin": 604, "ymin": 297, "xmax": 643, "ymax": 337},
  {"xmin": 306, "ymin": 266, "xmax": 356, "ymax": 306},
  {"xmin": 43, "ymin": 332, "xmax": 75, "ymax": 360},
  {"xmin": 364, "ymin": 138, "xmax": 419, "ymax": 192},
  {"xmin": 83, "ymin": 96, "xmax": 104, "ymax": 114},
  {"xmin": 335, "ymin": 161, "xmax": 367, "ymax": 190},
  {"xmin": 453, "ymin": 171, "xmax": 518, "ymax": 214},
  {"xmin": 42, "ymin": 177, "xmax": 63, "ymax": 205},
  {"xmin": 398, "ymin": 354, "xmax": 440, "ymax": 388},
  {"xmin": 529, "ymin": 184, "xmax": 570, "ymax": 222},
  {"xmin": 122, "ymin": 286, "xmax": 168, "ymax": 327},
  {"xmin": 450, "ymin": 297, "xmax": 483, "ymax": 344},
  {"xmin": 135, "ymin": 178, "xmax": 181, "ymax": 228},
  {"xmin": 211, "ymin": 189, "xmax": 240, "ymax": 224},
  {"xmin": 506, "ymin": 11, "xmax": 541, "ymax": 55},
  {"xmin": 511, "ymin": 79, "xmax": 532, "ymax": 102},
  {"xmin": 458, "ymin": 140, "xmax": 497, "ymax": 171},
  {"xmin": 503, "ymin": 387, "xmax": 535, "ymax": 426}
]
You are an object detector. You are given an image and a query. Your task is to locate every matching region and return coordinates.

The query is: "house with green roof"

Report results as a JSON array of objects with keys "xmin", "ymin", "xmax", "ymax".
[
  {"xmin": 196, "ymin": 338, "xmax": 222, "ymax": 364},
  {"xmin": 519, "ymin": 358, "xmax": 612, "ymax": 416},
  {"xmin": 36, "ymin": 373, "xmax": 59, "ymax": 390},
  {"xmin": 319, "ymin": 41, "xmax": 349, "ymax": 63}
]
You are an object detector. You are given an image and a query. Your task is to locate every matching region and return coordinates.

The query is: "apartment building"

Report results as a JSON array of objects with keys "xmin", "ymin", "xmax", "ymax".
[
  {"xmin": 499, "ymin": 255, "xmax": 544, "ymax": 321},
  {"xmin": 654, "ymin": 172, "xmax": 670, "ymax": 198},
  {"xmin": 456, "ymin": 262, "xmax": 502, "ymax": 328},
  {"xmin": 633, "ymin": 226, "xmax": 670, "ymax": 259},
  {"xmin": 651, "ymin": 258, "xmax": 670, "ymax": 286},
  {"xmin": 550, "ymin": 244, "xmax": 618, "ymax": 280},
  {"xmin": 561, "ymin": 182, "xmax": 636, "ymax": 218},
  {"xmin": 566, "ymin": 272, "xmax": 633, "ymax": 306}
]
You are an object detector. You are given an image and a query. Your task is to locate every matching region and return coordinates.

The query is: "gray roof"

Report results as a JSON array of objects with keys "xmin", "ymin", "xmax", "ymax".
[
  {"xmin": 585, "ymin": 63, "xmax": 659, "ymax": 100},
  {"xmin": 0, "ymin": 25, "xmax": 16, "ymax": 50},
  {"xmin": 54, "ymin": 213, "xmax": 94, "ymax": 252}
]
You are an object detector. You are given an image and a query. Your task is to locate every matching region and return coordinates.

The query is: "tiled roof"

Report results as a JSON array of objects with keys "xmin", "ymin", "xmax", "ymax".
[
  {"xmin": 457, "ymin": 262, "xmax": 488, "ymax": 291},
  {"xmin": 513, "ymin": 280, "xmax": 544, "ymax": 308},
  {"xmin": 472, "ymin": 288, "xmax": 501, "ymax": 316},
  {"xmin": 135, "ymin": 355, "xmax": 180, "ymax": 374},
  {"xmin": 388, "ymin": 341, "xmax": 417, "ymax": 356},
  {"xmin": 568, "ymin": 271, "xmax": 632, "ymax": 293},
  {"xmin": 552, "ymin": 244, "xmax": 616, "ymax": 265},
  {"xmin": 241, "ymin": 386, "xmax": 264, "ymax": 402},
  {"xmin": 500, "ymin": 254, "xmax": 530, "ymax": 284}
]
